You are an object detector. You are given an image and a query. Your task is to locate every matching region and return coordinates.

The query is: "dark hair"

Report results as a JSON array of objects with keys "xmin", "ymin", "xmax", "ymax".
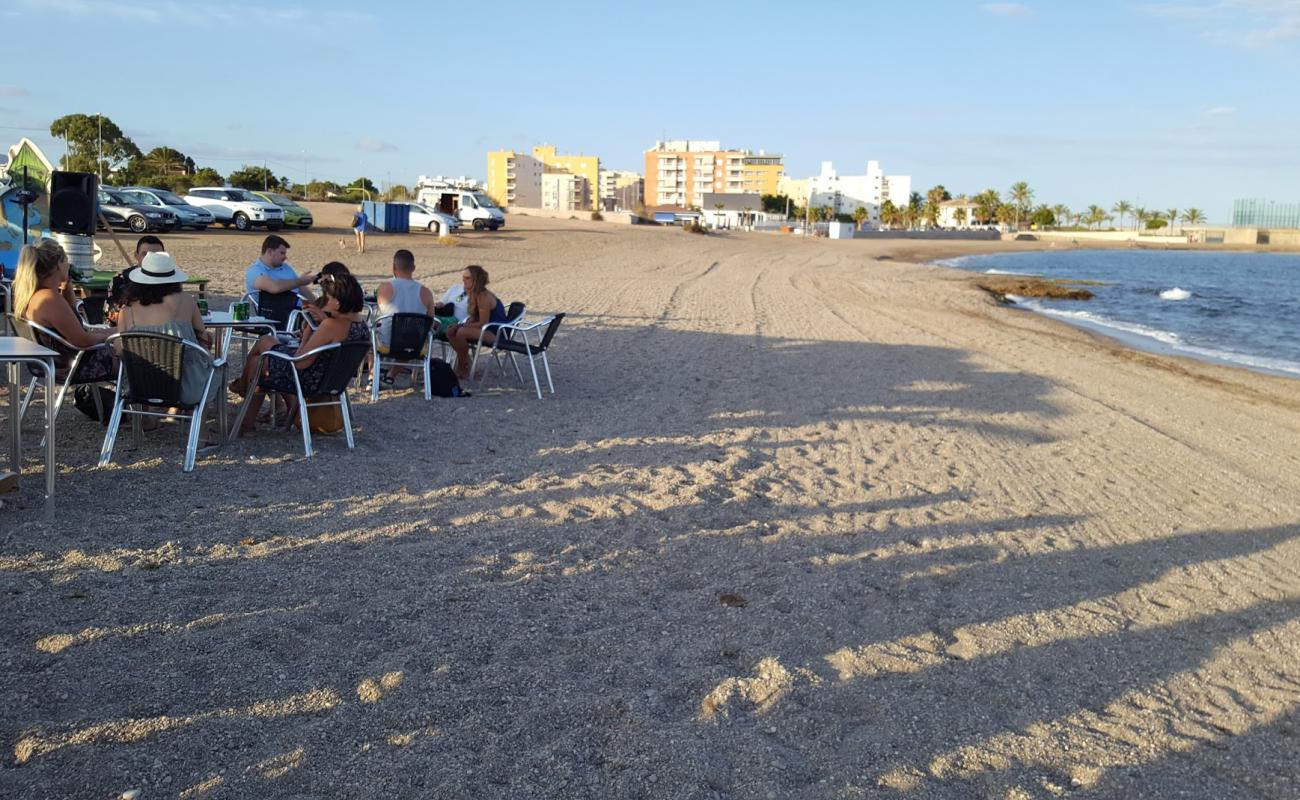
[
  {"xmin": 465, "ymin": 264, "xmax": 489, "ymax": 296},
  {"xmin": 393, "ymin": 249, "xmax": 415, "ymax": 272},
  {"xmin": 135, "ymin": 235, "xmax": 164, "ymax": 255},
  {"xmin": 320, "ymin": 272, "xmax": 364, "ymax": 314},
  {"xmin": 319, "ymin": 261, "xmax": 351, "ymax": 277},
  {"xmin": 261, "ymin": 234, "xmax": 290, "ymax": 254},
  {"xmin": 127, "ymin": 281, "xmax": 182, "ymax": 307}
]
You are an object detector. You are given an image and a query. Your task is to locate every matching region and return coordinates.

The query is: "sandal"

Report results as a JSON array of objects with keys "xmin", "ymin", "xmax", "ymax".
[{"xmin": 228, "ymin": 378, "xmax": 249, "ymax": 397}]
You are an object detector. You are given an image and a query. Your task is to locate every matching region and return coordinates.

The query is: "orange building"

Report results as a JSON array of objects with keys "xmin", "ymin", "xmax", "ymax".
[{"xmin": 644, "ymin": 140, "xmax": 783, "ymax": 209}]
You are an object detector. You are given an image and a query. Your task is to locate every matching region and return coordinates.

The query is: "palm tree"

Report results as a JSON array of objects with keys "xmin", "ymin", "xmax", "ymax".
[
  {"xmin": 713, "ymin": 201, "xmax": 726, "ymax": 229},
  {"xmin": 954, "ymin": 207, "xmax": 968, "ymax": 228},
  {"xmin": 1165, "ymin": 208, "xmax": 1179, "ymax": 235},
  {"xmin": 1133, "ymin": 207, "xmax": 1150, "ymax": 231},
  {"xmin": 852, "ymin": 205, "xmax": 869, "ymax": 230},
  {"xmin": 1008, "ymin": 181, "xmax": 1033, "ymax": 227},
  {"xmin": 1085, "ymin": 204, "xmax": 1105, "ymax": 229},
  {"xmin": 1052, "ymin": 204, "xmax": 1069, "ymax": 229},
  {"xmin": 1111, "ymin": 200, "xmax": 1132, "ymax": 230},
  {"xmin": 1181, "ymin": 208, "xmax": 1206, "ymax": 225},
  {"xmin": 742, "ymin": 206, "xmax": 753, "ymax": 230}
]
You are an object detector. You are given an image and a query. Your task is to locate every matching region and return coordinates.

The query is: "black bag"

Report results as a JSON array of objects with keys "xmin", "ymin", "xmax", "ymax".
[
  {"xmin": 428, "ymin": 358, "xmax": 467, "ymax": 398},
  {"xmin": 433, "ymin": 302, "xmax": 455, "ymax": 317},
  {"xmin": 73, "ymin": 385, "xmax": 116, "ymax": 426}
]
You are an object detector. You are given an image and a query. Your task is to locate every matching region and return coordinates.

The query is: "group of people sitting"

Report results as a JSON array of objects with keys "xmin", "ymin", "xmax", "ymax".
[{"xmin": 9, "ymin": 232, "xmax": 510, "ymax": 439}]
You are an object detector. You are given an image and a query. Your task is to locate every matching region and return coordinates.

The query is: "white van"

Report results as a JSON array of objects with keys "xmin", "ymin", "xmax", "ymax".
[{"xmin": 415, "ymin": 188, "xmax": 504, "ymax": 230}]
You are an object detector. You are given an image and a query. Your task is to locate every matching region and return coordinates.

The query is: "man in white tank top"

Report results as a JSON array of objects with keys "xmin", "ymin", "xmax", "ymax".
[{"xmin": 376, "ymin": 249, "xmax": 435, "ymax": 385}]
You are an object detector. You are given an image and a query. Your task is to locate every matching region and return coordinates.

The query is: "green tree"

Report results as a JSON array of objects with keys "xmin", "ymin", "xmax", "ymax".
[
  {"xmin": 1052, "ymin": 204, "xmax": 1069, "ymax": 228},
  {"xmin": 760, "ymin": 193, "xmax": 791, "ymax": 215},
  {"xmin": 973, "ymin": 189, "xmax": 1001, "ymax": 224},
  {"xmin": 1181, "ymin": 208, "xmax": 1206, "ymax": 225},
  {"xmin": 995, "ymin": 203, "xmax": 1017, "ymax": 225},
  {"xmin": 145, "ymin": 146, "xmax": 191, "ymax": 176},
  {"xmin": 1133, "ymin": 207, "xmax": 1150, "ymax": 231},
  {"xmin": 191, "ymin": 167, "xmax": 224, "ymax": 186},
  {"xmin": 1008, "ymin": 181, "xmax": 1033, "ymax": 227},
  {"xmin": 1085, "ymin": 204, "xmax": 1106, "ymax": 229},
  {"xmin": 49, "ymin": 113, "xmax": 140, "ymax": 176},
  {"xmin": 227, "ymin": 165, "xmax": 286, "ymax": 191},
  {"xmin": 1029, "ymin": 205, "xmax": 1056, "ymax": 227},
  {"xmin": 1110, "ymin": 200, "xmax": 1132, "ymax": 230},
  {"xmin": 346, "ymin": 177, "xmax": 378, "ymax": 195},
  {"xmin": 880, "ymin": 199, "xmax": 898, "ymax": 228},
  {"xmin": 1146, "ymin": 215, "xmax": 1168, "ymax": 231},
  {"xmin": 384, "ymin": 184, "xmax": 411, "ymax": 201},
  {"xmin": 852, "ymin": 205, "xmax": 869, "ymax": 230},
  {"xmin": 1165, "ymin": 208, "xmax": 1179, "ymax": 235},
  {"xmin": 954, "ymin": 207, "xmax": 968, "ymax": 227}
]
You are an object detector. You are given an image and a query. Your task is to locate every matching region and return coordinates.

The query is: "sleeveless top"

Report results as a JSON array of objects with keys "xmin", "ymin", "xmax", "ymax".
[{"xmin": 378, "ymin": 278, "xmax": 427, "ymax": 345}]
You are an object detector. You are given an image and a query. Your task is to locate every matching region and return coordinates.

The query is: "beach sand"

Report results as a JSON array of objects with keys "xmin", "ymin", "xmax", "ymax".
[{"xmin": 2, "ymin": 203, "xmax": 1299, "ymax": 798}]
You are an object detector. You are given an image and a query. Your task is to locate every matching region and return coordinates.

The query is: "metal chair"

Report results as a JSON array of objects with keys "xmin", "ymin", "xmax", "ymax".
[
  {"xmin": 229, "ymin": 340, "xmax": 370, "ymax": 458},
  {"xmin": 97, "ymin": 332, "xmax": 226, "ymax": 472},
  {"xmin": 249, "ymin": 290, "xmax": 301, "ymax": 331},
  {"xmin": 8, "ymin": 315, "xmax": 114, "ymax": 431},
  {"xmin": 370, "ymin": 313, "xmax": 436, "ymax": 401},
  {"xmin": 464, "ymin": 300, "xmax": 525, "ymax": 377},
  {"xmin": 478, "ymin": 314, "xmax": 565, "ymax": 399}
]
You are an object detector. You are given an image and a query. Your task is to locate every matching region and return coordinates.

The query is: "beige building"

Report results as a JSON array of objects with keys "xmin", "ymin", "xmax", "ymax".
[
  {"xmin": 644, "ymin": 140, "xmax": 784, "ymax": 209},
  {"xmin": 777, "ymin": 176, "xmax": 808, "ymax": 208},
  {"xmin": 487, "ymin": 144, "xmax": 601, "ymax": 210},
  {"xmin": 598, "ymin": 169, "xmax": 643, "ymax": 211},
  {"xmin": 541, "ymin": 172, "xmax": 590, "ymax": 212}
]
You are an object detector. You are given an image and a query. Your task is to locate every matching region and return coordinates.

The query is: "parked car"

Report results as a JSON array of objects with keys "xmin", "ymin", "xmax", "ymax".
[
  {"xmin": 119, "ymin": 186, "xmax": 214, "ymax": 231},
  {"xmin": 183, "ymin": 187, "xmax": 284, "ymax": 231},
  {"xmin": 96, "ymin": 187, "xmax": 179, "ymax": 233},
  {"xmin": 250, "ymin": 191, "xmax": 313, "ymax": 229},
  {"xmin": 407, "ymin": 202, "xmax": 461, "ymax": 235},
  {"xmin": 414, "ymin": 188, "xmax": 504, "ymax": 230}
]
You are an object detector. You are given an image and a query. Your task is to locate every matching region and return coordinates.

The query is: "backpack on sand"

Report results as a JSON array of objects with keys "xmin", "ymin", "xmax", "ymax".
[{"xmin": 428, "ymin": 358, "xmax": 468, "ymax": 398}]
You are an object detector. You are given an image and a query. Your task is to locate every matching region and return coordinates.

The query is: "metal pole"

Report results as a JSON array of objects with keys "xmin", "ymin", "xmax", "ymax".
[{"xmin": 97, "ymin": 114, "xmax": 103, "ymax": 182}]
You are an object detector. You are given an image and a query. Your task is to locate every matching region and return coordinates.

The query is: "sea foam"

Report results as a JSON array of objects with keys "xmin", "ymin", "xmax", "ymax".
[{"xmin": 1160, "ymin": 287, "xmax": 1192, "ymax": 300}]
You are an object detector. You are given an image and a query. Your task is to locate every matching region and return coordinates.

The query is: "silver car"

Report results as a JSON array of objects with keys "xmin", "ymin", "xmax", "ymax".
[
  {"xmin": 120, "ymin": 187, "xmax": 215, "ymax": 231},
  {"xmin": 408, "ymin": 202, "xmax": 461, "ymax": 235}
]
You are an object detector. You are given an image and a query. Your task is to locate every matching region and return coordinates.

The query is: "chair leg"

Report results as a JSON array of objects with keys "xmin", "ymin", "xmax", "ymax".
[
  {"xmin": 340, "ymin": 392, "xmax": 356, "ymax": 449},
  {"xmin": 294, "ymin": 381, "xmax": 313, "ymax": 458},
  {"xmin": 183, "ymin": 399, "xmax": 206, "ymax": 472},
  {"xmin": 541, "ymin": 351, "xmax": 555, "ymax": 394},
  {"xmin": 98, "ymin": 398, "xmax": 125, "ymax": 467},
  {"xmin": 371, "ymin": 354, "xmax": 381, "ymax": 402},
  {"xmin": 18, "ymin": 376, "xmax": 36, "ymax": 420},
  {"xmin": 422, "ymin": 358, "xmax": 432, "ymax": 400},
  {"xmin": 131, "ymin": 408, "xmax": 143, "ymax": 449},
  {"xmin": 525, "ymin": 352, "xmax": 542, "ymax": 400},
  {"xmin": 507, "ymin": 351, "xmax": 524, "ymax": 385}
]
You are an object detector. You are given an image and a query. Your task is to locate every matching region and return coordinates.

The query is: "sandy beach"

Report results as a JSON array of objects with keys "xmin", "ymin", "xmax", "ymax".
[{"xmin": 2, "ymin": 203, "xmax": 1299, "ymax": 798}]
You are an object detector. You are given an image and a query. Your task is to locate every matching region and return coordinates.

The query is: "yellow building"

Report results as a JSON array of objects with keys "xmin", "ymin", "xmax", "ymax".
[
  {"xmin": 644, "ymin": 141, "xmax": 784, "ymax": 208},
  {"xmin": 487, "ymin": 144, "xmax": 601, "ymax": 210}
]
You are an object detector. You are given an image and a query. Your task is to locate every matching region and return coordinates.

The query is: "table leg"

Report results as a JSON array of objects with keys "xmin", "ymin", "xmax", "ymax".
[
  {"xmin": 6, "ymin": 362, "xmax": 20, "ymax": 477},
  {"xmin": 41, "ymin": 359, "xmax": 54, "ymax": 501}
]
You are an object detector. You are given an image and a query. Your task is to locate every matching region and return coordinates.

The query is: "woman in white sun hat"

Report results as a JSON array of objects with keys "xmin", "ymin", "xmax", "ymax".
[{"xmin": 116, "ymin": 251, "xmax": 215, "ymax": 406}]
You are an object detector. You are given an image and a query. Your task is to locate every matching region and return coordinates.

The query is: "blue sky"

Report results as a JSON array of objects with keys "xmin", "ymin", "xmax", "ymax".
[{"xmin": 3, "ymin": 0, "xmax": 1299, "ymax": 222}]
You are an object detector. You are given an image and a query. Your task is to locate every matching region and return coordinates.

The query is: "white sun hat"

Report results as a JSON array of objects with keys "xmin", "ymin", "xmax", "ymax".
[{"xmin": 128, "ymin": 251, "xmax": 188, "ymax": 285}]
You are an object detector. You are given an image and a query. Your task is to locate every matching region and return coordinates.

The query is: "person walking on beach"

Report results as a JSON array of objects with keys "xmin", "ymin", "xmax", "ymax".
[{"xmin": 352, "ymin": 204, "xmax": 368, "ymax": 253}]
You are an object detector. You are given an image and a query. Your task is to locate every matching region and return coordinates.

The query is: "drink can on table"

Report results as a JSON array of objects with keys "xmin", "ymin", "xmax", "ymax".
[
  {"xmin": 232, "ymin": 302, "xmax": 249, "ymax": 321},
  {"xmin": 196, "ymin": 299, "xmax": 208, "ymax": 316}
]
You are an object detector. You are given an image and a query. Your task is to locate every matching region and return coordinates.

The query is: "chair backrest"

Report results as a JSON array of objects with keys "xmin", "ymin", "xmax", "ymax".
[
  {"xmin": 9, "ymin": 315, "xmax": 78, "ymax": 375},
  {"xmin": 256, "ymin": 290, "xmax": 299, "ymax": 329},
  {"xmin": 505, "ymin": 301, "xmax": 526, "ymax": 323},
  {"xmin": 115, "ymin": 332, "xmax": 189, "ymax": 407},
  {"xmin": 387, "ymin": 313, "xmax": 434, "ymax": 360},
  {"xmin": 537, "ymin": 313, "xmax": 565, "ymax": 352},
  {"xmin": 310, "ymin": 340, "xmax": 372, "ymax": 397}
]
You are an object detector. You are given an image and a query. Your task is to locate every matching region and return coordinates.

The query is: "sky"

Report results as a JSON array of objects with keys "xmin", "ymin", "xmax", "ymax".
[{"xmin": 3, "ymin": 0, "xmax": 1299, "ymax": 223}]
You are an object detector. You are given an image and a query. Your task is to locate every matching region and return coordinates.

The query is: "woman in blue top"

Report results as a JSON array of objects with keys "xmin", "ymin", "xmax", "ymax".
[
  {"xmin": 446, "ymin": 264, "xmax": 508, "ymax": 380},
  {"xmin": 352, "ymin": 204, "xmax": 368, "ymax": 254}
]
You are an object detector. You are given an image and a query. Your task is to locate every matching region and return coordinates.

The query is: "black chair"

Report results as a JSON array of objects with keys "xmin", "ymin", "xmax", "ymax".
[
  {"xmin": 480, "ymin": 313, "xmax": 564, "ymax": 399},
  {"xmin": 464, "ymin": 300, "xmax": 526, "ymax": 376},
  {"xmin": 98, "ymin": 332, "xmax": 225, "ymax": 472},
  {"xmin": 370, "ymin": 313, "xmax": 436, "ymax": 400},
  {"xmin": 230, "ymin": 340, "xmax": 370, "ymax": 458},
  {"xmin": 253, "ymin": 290, "xmax": 302, "ymax": 331}
]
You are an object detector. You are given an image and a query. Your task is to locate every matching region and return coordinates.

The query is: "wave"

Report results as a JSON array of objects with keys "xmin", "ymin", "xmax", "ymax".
[
  {"xmin": 1159, "ymin": 287, "xmax": 1192, "ymax": 300},
  {"xmin": 1008, "ymin": 298, "xmax": 1300, "ymax": 377},
  {"xmin": 984, "ymin": 268, "xmax": 1042, "ymax": 276}
]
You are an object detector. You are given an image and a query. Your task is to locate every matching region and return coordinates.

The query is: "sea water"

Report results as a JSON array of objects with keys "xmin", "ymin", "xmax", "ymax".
[{"xmin": 936, "ymin": 250, "xmax": 1300, "ymax": 378}]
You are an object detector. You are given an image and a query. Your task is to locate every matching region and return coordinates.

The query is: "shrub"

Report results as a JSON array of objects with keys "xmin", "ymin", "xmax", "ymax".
[
  {"xmin": 684, "ymin": 221, "xmax": 708, "ymax": 234},
  {"xmin": 590, "ymin": 210, "xmax": 604, "ymax": 221},
  {"xmin": 437, "ymin": 235, "xmax": 460, "ymax": 247}
]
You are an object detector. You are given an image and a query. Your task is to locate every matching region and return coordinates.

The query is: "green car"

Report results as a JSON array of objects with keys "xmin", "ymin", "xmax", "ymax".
[{"xmin": 252, "ymin": 191, "xmax": 313, "ymax": 229}]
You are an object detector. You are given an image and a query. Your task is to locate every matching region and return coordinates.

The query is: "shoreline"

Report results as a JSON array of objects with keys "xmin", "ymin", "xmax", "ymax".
[{"xmin": 917, "ymin": 246, "xmax": 1300, "ymax": 385}]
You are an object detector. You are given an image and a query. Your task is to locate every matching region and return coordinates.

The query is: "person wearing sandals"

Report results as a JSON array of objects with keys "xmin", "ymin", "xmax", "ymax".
[
  {"xmin": 230, "ymin": 272, "xmax": 369, "ymax": 435},
  {"xmin": 12, "ymin": 238, "xmax": 115, "ymax": 381},
  {"xmin": 116, "ymin": 251, "xmax": 215, "ymax": 408},
  {"xmin": 445, "ymin": 264, "xmax": 508, "ymax": 380}
]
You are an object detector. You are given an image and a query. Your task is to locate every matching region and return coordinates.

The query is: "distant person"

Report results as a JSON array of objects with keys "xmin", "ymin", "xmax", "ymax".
[
  {"xmin": 376, "ymin": 249, "xmax": 435, "ymax": 386},
  {"xmin": 12, "ymin": 238, "xmax": 114, "ymax": 380},
  {"xmin": 106, "ymin": 234, "xmax": 165, "ymax": 323},
  {"xmin": 445, "ymin": 264, "xmax": 509, "ymax": 381},
  {"xmin": 245, "ymin": 234, "xmax": 315, "ymax": 325},
  {"xmin": 352, "ymin": 204, "xmax": 368, "ymax": 253}
]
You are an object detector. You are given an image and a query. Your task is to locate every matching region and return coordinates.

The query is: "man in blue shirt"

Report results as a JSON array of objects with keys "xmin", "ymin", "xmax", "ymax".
[{"xmin": 244, "ymin": 234, "xmax": 316, "ymax": 326}]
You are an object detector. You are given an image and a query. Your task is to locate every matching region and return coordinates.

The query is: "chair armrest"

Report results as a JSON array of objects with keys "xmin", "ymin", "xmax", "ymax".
[
  {"xmin": 496, "ymin": 317, "xmax": 547, "ymax": 334},
  {"xmin": 264, "ymin": 341, "xmax": 341, "ymax": 363}
]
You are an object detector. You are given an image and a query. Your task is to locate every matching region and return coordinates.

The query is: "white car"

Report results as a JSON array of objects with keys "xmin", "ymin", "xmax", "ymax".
[
  {"xmin": 407, "ymin": 202, "xmax": 461, "ymax": 235},
  {"xmin": 183, "ymin": 187, "xmax": 285, "ymax": 231}
]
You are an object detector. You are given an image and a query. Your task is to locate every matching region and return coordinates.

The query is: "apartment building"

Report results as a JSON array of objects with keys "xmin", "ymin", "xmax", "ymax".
[
  {"xmin": 805, "ymin": 160, "xmax": 912, "ymax": 227},
  {"xmin": 486, "ymin": 150, "xmax": 543, "ymax": 207},
  {"xmin": 487, "ymin": 144, "xmax": 601, "ymax": 210},
  {"xmin": 541, "ymin": 172, "xmax": 590, "ymax": 212},
  {"xmin": 644, "ymin": 140, "xmax": 784, "ymax": 209},
  {"xmin": 598, "ymin": 170, "xmax": 643, "ymax": 211}
]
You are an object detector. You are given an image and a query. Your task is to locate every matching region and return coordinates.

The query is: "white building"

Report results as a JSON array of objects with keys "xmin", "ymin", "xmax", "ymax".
[
  {"xmin": 805, "ymin": 160, "xmax": 911, "ymax": 228},
  {"xmin": 700, "ymin": 193, "xmax": 769, "ymax": 230},
  {"xmin": 937, "ymin": 197, "xmax": 980, "ymax": 229},
  {"xmin": 542, "ymin": 172, "xmax": 590, "ymax": 211},
  {"xmin": 598, "ymin": 169, "xmax": 643, "ymax": 211}
]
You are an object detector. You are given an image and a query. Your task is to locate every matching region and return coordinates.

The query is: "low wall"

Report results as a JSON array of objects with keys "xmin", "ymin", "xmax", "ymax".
[
  {"xmin": 503, "ymin": 206, "xmax": 637, "ymax": 225},
  {"xmin": 855, "ymin": 229, "xmax": 1001, "ymax": 241}
]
